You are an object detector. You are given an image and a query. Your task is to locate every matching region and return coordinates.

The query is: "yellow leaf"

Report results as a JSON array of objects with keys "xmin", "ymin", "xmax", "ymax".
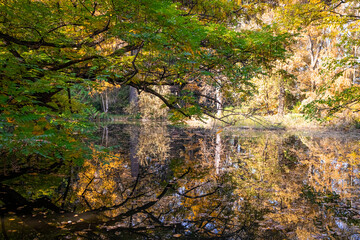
[{"xmin": 6, "ymin": 117, "xmax": 14, "ymax": 123}]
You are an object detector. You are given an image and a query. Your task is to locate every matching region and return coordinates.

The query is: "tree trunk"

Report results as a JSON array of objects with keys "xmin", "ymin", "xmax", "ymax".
[
  {"xmin": 105, "ymin": 90, "xmax": 109, "ymax": 113},
  {"xmin": 216, "ymin": 85, "xmax": 222, "ymax": 117},
  {"xmin": 265, "ymin": 90, "xmax": 270, "ymax": 114},
  {"xmin": 278, "ymin": 81, "xmax": 285, "ymax": 116},
  {"xmin": 215, "ymin": 131, "xmax": 221, "ymax": 175},
  {"xmin": 100, "ymin": 90, "xmax": 109, "ymax": 114},
  {"xmin": 129, "ymin": 86, "xmax": 139, "ymax": 113},
  {"xmin": 354, "ymin": 46, "xmax": 357, "ymax": 84}
]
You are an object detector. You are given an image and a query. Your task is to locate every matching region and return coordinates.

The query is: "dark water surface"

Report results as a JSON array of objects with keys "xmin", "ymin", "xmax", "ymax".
[{"xmin": 2, "ymin": 123, "xmax": 360, "ymax": 239}]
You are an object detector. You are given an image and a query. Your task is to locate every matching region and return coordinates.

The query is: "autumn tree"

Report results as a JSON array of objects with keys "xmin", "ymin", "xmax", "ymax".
[
  {"xmin": 0, "ymin": 0, "xmax": 293, "ymax": 173},
  {"xmin": 275, "ymin": 0, "xmax": 360, "ymax": 124}
]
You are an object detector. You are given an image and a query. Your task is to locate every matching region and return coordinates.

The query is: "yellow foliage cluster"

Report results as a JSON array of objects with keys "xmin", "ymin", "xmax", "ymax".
[
  {"xmin": 89, "ymin": 80, "xmax": 121, "ymax": 96},
  {"xmin": 231, "ymin": 132, "xmax": 360, "ymax": 239},
  {"xmin": 138, "ymin": 86, "xmax": 169, "ymax": 120},
  {"xmin": 74, "ymin": 146, "xmax": 127, "ymax": 213},
  {"xmin": 136, "ymin": 123, "xmax": 170, "ymax": 165}
]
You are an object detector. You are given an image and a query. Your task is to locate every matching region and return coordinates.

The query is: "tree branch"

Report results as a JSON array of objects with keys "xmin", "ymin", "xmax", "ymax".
[{"xmin": 49, "ymin": 55, "xmax": 101, "ymax": 71}]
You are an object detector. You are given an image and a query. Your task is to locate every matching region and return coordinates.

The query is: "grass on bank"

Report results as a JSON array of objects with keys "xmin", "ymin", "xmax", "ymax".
[
  {"xmin": 184, "ymin": 113, "xmax": 321, "ymax": 130},
  {"xmin": 224, "ymin": 113, "xmax": 320, "ymax": 129},
  {"xmin": 103, "ymin": 112, "xmax": 360, "ymax": 132},
  {"xmin": 105, "ymin": 112, "xmax": 321, "ymax": 130}
]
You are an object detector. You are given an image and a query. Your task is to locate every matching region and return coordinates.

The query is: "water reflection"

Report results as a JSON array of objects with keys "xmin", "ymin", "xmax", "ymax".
[{"xmin": 1, "ymin": 123, "xmax": 360, "ymax": 239}]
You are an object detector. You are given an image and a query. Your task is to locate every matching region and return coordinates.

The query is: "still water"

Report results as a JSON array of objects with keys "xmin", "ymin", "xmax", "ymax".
[{"xmin": 2, "ymin": 123, "xmax": 360, "ymax": 239}]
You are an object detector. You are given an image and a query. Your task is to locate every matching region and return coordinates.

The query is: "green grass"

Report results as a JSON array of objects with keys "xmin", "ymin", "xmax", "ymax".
[
  {"xmin": 107, "ymin": 112, "xmax": 321, "ymax": 130},
  {"xmin": 220, "ymin": 113, "xmax": 321, "ymax": 130}
]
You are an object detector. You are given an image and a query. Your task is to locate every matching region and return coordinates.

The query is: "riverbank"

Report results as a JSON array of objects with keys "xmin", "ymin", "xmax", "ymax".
[
  {"xmin": 107, "ymin": 113, "xmax": 360, "ymax": 132},
  {"xmin": 185, "ymin": 113, "xmax": 321, "ymax": 130}
]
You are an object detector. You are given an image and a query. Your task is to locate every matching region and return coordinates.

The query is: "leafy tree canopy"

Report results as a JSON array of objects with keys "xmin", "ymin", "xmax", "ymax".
[{"xmin": 0, "ymin": 0, "xmax": 291, "ymax": 164}]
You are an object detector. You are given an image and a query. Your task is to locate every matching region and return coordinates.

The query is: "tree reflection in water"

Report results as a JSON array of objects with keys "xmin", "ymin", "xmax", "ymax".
[{"xmin": 1, "ymin": 123, "xmax": 360, "ymax": 239}]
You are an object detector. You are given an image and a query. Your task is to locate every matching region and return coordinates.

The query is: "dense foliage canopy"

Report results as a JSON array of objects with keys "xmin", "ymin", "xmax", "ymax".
[
  {"xmin": 2, "ymin": 1, "xmax": 360, "ymax": 239},
  {"xmin": 0, "ymin": 0, "xmax": 292, "ymax": 163}
]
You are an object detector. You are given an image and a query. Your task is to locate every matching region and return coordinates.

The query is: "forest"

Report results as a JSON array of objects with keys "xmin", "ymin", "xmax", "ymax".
[{"xmin": 1, "ymin": 0, "xmax": 360, "ymax": 239}]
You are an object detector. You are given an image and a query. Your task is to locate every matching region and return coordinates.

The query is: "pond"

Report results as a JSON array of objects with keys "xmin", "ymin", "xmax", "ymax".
[{"xmin": 1, "ymin": 123, "xmax": 360, "ymax": 239}]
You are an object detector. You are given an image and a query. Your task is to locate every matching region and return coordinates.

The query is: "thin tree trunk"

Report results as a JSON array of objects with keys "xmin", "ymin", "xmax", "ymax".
[
  {"xmin": 216, "ymin": 86, "xmax": 222, "ymax": 117},
  {"xmin": 100, "ymin": 90, "xmax": 109, "ymax": 114},
  {"xmin": 129, "ymin": 86, "xmax": 139, "ymax": 113},
  {"xmin": 105, "ymin": 90, "xmax": 109, "ymax": 113},
  {"xmin": 278, "ymin": 81, "xmax": 285, "ymax": 116},
  {"xmin": 215, "ymin": 131, "xmax": 221, "ymax": 175},
  {"xmin": 308, "ymin": 34, "xmax": 323, "ymax": 92},
  {"xmin": 101, "ymin": 94, "xmax": 105, "ymax": 113},
  {"xmin": 354, "ymin": 46, "xmax": 357, "ymax": 84},
  {"xmin": 265, "ymin": 90, "xmax": 270, "ymax": 114}
]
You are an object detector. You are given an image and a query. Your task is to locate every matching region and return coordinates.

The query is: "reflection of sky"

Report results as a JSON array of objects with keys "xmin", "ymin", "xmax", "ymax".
[
  {"xmin": 336, "ymin": 219, "xmax": 349, "ymax": 231},
  {"xmin": 350, "ymin": 234, "xmax": 360, "ymax": 240},
  {"xmin": 204, "ymin": 223, "xmax": 218, "ymax": 233}
]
